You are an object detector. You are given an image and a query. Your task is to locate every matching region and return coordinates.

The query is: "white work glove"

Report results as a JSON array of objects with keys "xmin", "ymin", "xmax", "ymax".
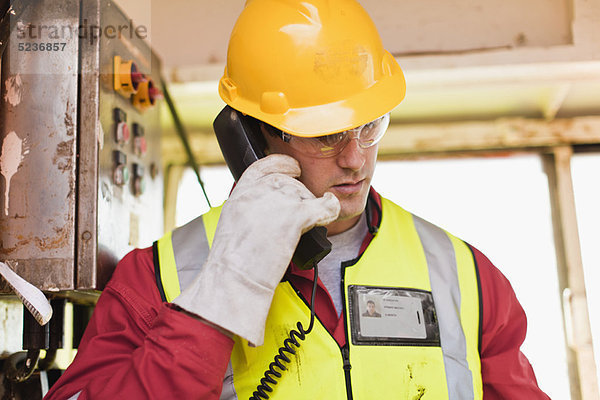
[{"xmin": 173, "ymin": 154, "xmax": 340, "ymax": 346}]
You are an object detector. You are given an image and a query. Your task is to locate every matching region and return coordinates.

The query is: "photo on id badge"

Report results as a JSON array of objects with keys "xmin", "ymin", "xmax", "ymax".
[{"xmin": 349, "ymin": 285, "xmax": 441, "ymax": 346}]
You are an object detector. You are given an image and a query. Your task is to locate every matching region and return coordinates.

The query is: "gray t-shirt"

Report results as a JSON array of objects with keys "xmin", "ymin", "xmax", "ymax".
[{"xmin": 319, "ymin": 213, "xmax": 368, "ymax": 317}]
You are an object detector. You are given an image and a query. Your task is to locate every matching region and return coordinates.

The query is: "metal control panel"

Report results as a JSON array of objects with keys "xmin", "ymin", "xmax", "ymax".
[{"xmin": 0, "ymin": 0, "xmax": 164, "ymax": 295}]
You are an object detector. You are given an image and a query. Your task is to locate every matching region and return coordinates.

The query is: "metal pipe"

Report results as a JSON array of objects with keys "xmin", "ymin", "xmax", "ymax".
[
  {"xmin": 3, "ymin": 350, "xmax": 40, "ymax": 383},
  {"xmin": 37, "ymin": 349, "xmax": 57, "ymax": 371}
]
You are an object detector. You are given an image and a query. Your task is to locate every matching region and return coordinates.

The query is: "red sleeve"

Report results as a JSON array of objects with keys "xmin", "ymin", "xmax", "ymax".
[
  {"xmin": 44, "ymin": 247, "xmax": 234, "ymax": 400},
  {"xmin": 471, "ymin": 245, "xmax": 550, "ymax": 399}
]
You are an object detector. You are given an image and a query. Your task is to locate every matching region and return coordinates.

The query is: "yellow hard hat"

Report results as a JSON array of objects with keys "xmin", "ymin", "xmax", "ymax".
[{"xmin": 218, "ymin": 0, "xmax": 406, "ymax": 137}]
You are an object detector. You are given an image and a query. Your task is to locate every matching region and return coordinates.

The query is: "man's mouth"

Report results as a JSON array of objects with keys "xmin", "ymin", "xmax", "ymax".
[{"xmin": 332, "ymin": 179, "xmax": 365, "ymax": 195}]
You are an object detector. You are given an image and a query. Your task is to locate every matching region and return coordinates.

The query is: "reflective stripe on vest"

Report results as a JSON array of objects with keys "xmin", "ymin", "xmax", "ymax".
[
  {"xmin": 154, "ymin": 198, "xmax": 483, "ymax": 399},
  {"xmin": 154, "ymin": 206, "xmax": 221, "ymax": 302},
  {"xmin": 414, "ymin": 215, "xmax": 482, "ymax": 399}
]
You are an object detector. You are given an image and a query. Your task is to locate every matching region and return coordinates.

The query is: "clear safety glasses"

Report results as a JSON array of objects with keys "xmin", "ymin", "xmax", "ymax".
[{"xmin": 264, "ymin": 113, "xmax": 390, "ymax": 158}]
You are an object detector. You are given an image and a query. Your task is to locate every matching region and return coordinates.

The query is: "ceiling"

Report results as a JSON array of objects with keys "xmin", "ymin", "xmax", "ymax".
[{"xmin": 115, "ymin": 0, "xmax": 600, "ymax": 164}]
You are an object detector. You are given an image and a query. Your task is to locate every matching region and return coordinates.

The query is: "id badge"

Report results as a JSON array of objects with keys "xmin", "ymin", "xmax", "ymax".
[{"xmin": 348, "ymin": 285, "xmax": 440, "ymax": 346}]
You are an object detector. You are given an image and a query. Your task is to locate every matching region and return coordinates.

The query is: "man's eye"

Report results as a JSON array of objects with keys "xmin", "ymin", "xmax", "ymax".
[
  {"xmin": 361, "ymin": 125, "xmax": 379, "ymax": 140},
  {"xmin": 317, "ymin": 133, "xmax": 344, "ymax": 146}
]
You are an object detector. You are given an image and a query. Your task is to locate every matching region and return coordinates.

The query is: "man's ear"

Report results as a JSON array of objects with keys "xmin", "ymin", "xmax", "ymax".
[{"xmin": 258, "ymin": 123, "xmax": 274, "ymax": 155}]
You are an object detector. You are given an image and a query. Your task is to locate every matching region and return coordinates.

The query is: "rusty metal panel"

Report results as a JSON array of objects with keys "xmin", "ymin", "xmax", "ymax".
[
  {"xmin": 0, "ymin": 0, "xmax": 80, "ymax": 291},
  {"xmin": 0, "ymin": 0, "xmax": 163, "ymax": 294}
]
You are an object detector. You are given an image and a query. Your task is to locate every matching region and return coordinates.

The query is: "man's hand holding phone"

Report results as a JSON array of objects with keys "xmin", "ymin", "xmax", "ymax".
[{"xmin": 173, "ymin": 154, "xmax": 340, "ymax": 346}]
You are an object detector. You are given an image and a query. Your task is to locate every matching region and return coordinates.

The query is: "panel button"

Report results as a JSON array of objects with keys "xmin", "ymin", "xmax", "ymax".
[
  {"xmin": 132, "ymin": 123, "xmax": 147, "ymax": 156},
  {"xmin": 115, "ymin": 122, "xmax": 130, "ymax": 145},
  {"xmin": 113, "ymin": 56, "xmax": 144, "ymax": 97},
  {"xmin": 132, "ymin": 78, "xmax": 162, "ymax": 112},
  {"xmin": 113, "ymin": 151, "xmax": 129, "ymax": 186},
  {"xmin": 113, "ymin": 108, "xmax": 130, "ymax": 145},
  {"xmin": 132, "ymin": 163, "xmax": 145, "ymax": 196}
]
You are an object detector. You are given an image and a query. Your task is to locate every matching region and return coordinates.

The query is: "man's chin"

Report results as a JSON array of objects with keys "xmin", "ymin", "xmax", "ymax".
[{"xmin": 336, "ymin": 199, "xmax": 368, "ymax": 222}]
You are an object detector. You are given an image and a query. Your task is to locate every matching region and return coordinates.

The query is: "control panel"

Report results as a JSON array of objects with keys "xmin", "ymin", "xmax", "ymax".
[{"xmin": 92, "ymin": 1, "xmax": 164, "ymax": 290}]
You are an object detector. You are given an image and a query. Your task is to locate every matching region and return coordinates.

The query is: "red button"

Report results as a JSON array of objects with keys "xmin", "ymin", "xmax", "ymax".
[
  {"xmin": 134, "ymin": 136, "xmax": 147, "ymax": 156},
  {"xmin": 122, "ymin": 123, "xmax": 130, "ymax": 143},
  {"xmin": 115, "ymin": 122, "xmax": 130, "ymax": 145}
]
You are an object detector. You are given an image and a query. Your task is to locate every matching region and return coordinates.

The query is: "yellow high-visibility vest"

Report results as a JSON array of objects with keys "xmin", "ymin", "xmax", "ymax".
[{"xmin": 154, "ymin": 196, "xmax": 483, "ymax": 399}]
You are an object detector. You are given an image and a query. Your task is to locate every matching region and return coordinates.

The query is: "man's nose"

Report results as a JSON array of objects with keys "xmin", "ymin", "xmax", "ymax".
[{"xmin": 336, "ymin": 138, "xmax": 366, "ymax": 171}]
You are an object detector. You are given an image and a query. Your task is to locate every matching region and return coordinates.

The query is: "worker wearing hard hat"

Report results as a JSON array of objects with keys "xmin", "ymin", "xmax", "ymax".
[{"xmin": 46, "ymin": 1, "xmax": 549, "ymax": 399}]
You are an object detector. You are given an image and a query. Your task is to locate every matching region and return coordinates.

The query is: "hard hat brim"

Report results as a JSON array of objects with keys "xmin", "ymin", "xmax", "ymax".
[{"xmin": 219, "ymin": 61, "xmax": 406, "ymax": 138}]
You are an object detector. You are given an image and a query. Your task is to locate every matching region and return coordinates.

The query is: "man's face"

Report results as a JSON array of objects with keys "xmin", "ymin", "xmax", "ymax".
[
  {"xmin": 263, "ymin": 128, "xmax": 378, "ymax": 235},
  {"xmin": 367, "ymin": 302, "xmax": 375, "ymax": 315}
]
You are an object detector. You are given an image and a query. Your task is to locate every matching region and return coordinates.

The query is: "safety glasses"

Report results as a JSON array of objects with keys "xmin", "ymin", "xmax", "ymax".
[{"xmin": 264, "ymin": 113, "xmax": 390, "ymax": 158}]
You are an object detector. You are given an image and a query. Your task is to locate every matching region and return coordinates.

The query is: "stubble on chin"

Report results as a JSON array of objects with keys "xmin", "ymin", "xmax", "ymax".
[{"xmin": 336, "ymin": 191, "xmax": 369, "ymax": 221}]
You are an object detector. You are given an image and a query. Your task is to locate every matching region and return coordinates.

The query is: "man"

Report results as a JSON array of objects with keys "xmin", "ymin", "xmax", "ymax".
[
  {"xmin": 46, "ymin": 0, "xmax": 550, "ymax": 399},
  {"xmin": 362, "ymin": 300, "xmax": 381, "ymax": 318}
]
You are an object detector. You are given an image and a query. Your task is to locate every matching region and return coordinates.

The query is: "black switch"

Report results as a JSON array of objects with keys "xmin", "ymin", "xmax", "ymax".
[
  {"xmin": 132, "ymin": 123, "xmax": 145, "ymax": 137},
  {"xmin": 113, "ymin": 107, "xmax": 127, "ymax": 123}
]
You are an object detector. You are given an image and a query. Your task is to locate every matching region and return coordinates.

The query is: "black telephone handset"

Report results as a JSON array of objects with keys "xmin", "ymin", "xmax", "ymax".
[{"xmin": 213, "ymin": 106, "xmax": 332, "ymax": 270}]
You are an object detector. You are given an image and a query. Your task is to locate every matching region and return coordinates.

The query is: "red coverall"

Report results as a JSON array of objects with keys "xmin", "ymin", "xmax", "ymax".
[{"xmin": 44, "ymin": 191, "xmax": 550, "ymax": 400}]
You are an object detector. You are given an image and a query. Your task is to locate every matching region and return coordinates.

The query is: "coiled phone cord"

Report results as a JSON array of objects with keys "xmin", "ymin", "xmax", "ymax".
[{"xmin": 249, "ymin": 264, "xmax": 319, "ymax": 400}]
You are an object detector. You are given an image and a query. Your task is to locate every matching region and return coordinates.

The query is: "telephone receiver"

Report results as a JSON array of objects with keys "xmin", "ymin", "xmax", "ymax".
[{"xmin": 213, "ymin": 105, "xmax": 332, "ymax": 270}]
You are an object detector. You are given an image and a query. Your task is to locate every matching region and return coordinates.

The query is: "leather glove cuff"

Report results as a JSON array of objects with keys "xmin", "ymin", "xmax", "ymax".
[{"xmin": 172, "ymin": 260, "xmax": 276, "ymax": 347}]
